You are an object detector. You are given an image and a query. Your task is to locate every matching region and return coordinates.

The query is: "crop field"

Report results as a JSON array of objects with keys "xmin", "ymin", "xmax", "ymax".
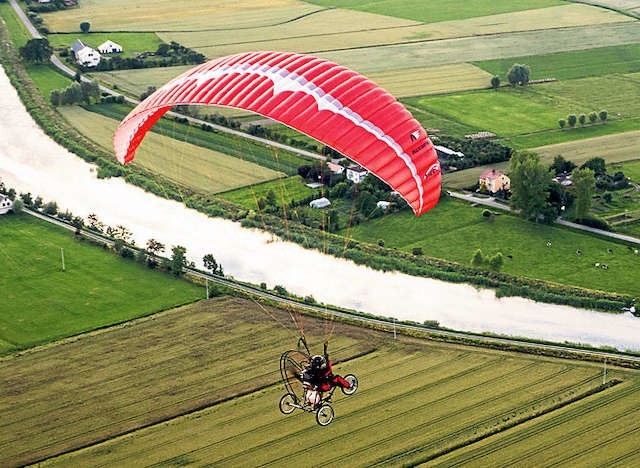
[
  {"xmin": 219, "ymin": 176, "xmax": 319, "ymax": 209},
  {"xmin": 432, "ymin": 377, "xmax": 640, "ymax": 467},
  {"xmin": 89, "ymin": 102, "xmax": 310, "ymax": 175},
  {"xmin": 573, "ymin": 0, "xmax": 640, "ymax": 17},
  {"xmin": 47, "ymin": 32, "xmax": 162, "ymax": 57},
  {"xmin": 36, "ymin": 321, "xmax": 636, "ymax": 466},
  {"xmin": 40, "ymin": 0, "xmax": 320, "ymax": 32},
  {"xmin": 532, "ymin": 129, "xmax": 640, "ymax": 166},
  {"xmin": 58, "ymin": 106, "xmax": 282, "ymax": 194},
  {"xmin": 306, "ymin": 0, "xmax": 567, "ymax": 23},
  {"xmin": 344, "ymin": 197, "xmax": 640, "ymax": 297},
  {"xmin": 323, "ymin": 23, "xmax": 640, "ymax": 74},
  {"xmin": 0, "ymin": 215, "xmax": 202, "ymax": 355},
  {"xmin": 475, "ymin": 43, "xmax": 640, "ymax": 81},
  {"xmin": 0, "ymin": 297, "xmax": 379, "ymax": 466},
  {"xmin": 367, "ymin": 63, "xmax": 493, "ymax": 98},
  {"xmin": 24, "ymin": 64, "xmax": 72, "ymax": 98}
]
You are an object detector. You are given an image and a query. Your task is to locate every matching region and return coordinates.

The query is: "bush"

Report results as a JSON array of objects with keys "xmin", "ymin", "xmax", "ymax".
[
  {"xmin": 412, "ymin": 247, "xmax": 423, "ymax": 256},
  {"xmin": 578, "ymin": 114, "xmax": 586, "ymax": 125},
  {"xmin": 599, "ymin": 110, "xmax": 608, "ymax": 122},
  {"xmin": 575, "ymin": 216, "xmax": 610, "ymax": 231},
  {"xmin": 567, "ymin": 114, "xmax": 577, "ymax": 127},
  {"xmin": 558, "ymin": 118, "xmax": 566, "ymax": 128},
  {"xmin": 43, "ymin": 201, "xmax": 58, "ymax": 215},
  {"xmin": 589, "ymin": 112, "xmax": 597, "ymax": 123}
]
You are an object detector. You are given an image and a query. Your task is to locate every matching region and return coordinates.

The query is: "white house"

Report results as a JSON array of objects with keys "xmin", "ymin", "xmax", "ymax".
[
  {"xmin": 309, "ymin": 197, "xmax": 331, "ymax": 209},
  {"xmin": 376, "ymin": 201, "xmax": 390, "ymax": 210},
  {"xmin": 346, "ymin": 165, "xmax": 368, "ymax": 184},
  {"xmin": 98, "ymin": 40, "xmax": 123, "ymax": 54},
  {"xmin": 71, "ymin": 39, "xmax": 101, "ymax": 67},
  {"xmin": 0, "ymin": 194, "xmax": 13, "ymax": 215}
]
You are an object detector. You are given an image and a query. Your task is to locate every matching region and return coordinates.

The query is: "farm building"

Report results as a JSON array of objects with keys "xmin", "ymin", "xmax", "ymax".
[
  {"xmin": 376, "ymin": 201, "xmax": 390, "ymax": 210},
  {"xmin": 98, "ymin": 40, "xmax": 123, "ymax": 54},
  {"xmin": 70, "ymin": 40, "xmax": 101, "ymax": 67},
  {"xmin": 346, "ymin": 165, "xmax": 368, "ymax": 184},
  {"xmin": 0, "ymin": 195, "xmax": 13, "ymax": 215},
  {"xmin": 479, "ymin": 168, "xmax": 510, "ymax": 193},
  {"xmin": 309, "ymin": 197, "xmax": 331, "ymax": 209}
]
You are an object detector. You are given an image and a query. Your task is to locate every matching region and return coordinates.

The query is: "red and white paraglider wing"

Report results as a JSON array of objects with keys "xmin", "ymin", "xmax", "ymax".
[{"xmin": 113, "ymin": 51, "xmax": 441, "ymax": 215}]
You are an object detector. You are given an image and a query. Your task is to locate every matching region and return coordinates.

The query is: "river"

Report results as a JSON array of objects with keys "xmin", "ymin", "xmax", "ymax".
[{"xmin": 1, "ymin": 65, "xmax": 639, "ymax": 351}]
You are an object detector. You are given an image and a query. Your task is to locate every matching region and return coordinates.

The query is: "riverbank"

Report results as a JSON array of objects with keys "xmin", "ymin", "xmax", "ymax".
[{"xmin": 2, "ymin": 60, "xmax": 640, "ymax": 351}]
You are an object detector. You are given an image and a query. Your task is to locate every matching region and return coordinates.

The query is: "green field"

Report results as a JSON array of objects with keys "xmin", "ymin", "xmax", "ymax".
[
  {"xmin": 0, "ymin": 3, "xmax": 31, "ymax": 48},
  {"xmin": 344, "ymin": 197, "xmax": 640, "ymax": 297},
  {"xmin": 48, "ymin": 32, "xmax": 163, "ymax": 56},
  {"xmin": 219, "ymin": 176, "xmax": 319, "ymax": 209},
  {"xmin": 24, "ymin": 64, "xmax": 73, "ymax": 98},
  {"xmin": 306, "ymin": 0, "xmax": 566, "ymax": 23},
  {"xmin": 475, "ymin": 43, "xmax": 640, "ymax": 81},
  {"xmin": 0, "ymin": 215, "xmax": 202, "ymax": 354},
  {"xmin": 19, "ymin": 300, "xmax": 632, "ymax": 466},
  {"xmin": 612, "ymin": 159, "xmax": 640, "ymax": 182},
  {"xmin": 58, "ymin": 105, "xmax": 283, "ymax": 194}
]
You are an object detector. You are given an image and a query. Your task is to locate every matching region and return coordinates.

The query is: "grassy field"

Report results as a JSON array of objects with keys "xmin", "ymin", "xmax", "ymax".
[
  {"xmin": 30, "ymin": 307, "xmax": 635, "ymax": 466},
  {"xmin": 532, "ymin": 129, "xmax": 640, "ymax": 166},
  {"xmin": 344, "ymin": 197, "xmax": 640, "ymax": 297},
  {"xmin": 475, "ymin": 43, "xmax": 640, "ymax": 81},
  {"xmin": 24, "ymin": 64, "xmax": 73, "ymax": 98},
  {"xmin": 89, "ymin": 102, "xmax": 311, "ymax": 175},
  {"xmin": 41, "ymin": 0, "xmax": 319, "ymax": 32},
  {"xmin": 0, "ymin": 215, "xmax": 202, "ymax": 355},
  {"xmin": 58, "ymin": 105, "xmax": 283, "ymax": 194},
  {"xmin": 0, "ymin": 3, "xmax": 31, "ymax": 47},
  {"xmin": 219, "ymin": 176, "xmax": 319, "ymax": 209},
  {"xmin": 0, "ymin": 297, "xmax": 377, "ymax": 466},
  {"xmin": 612, "ymin": 159, "xmax": 640, "ymax": 182},
  {"xmin": 47, "ymin": 32, "xmax": 163, "ymax": 56},
  {"xmin": 306, "ymin": 0, "xmax": 567, "ymax": 23}
]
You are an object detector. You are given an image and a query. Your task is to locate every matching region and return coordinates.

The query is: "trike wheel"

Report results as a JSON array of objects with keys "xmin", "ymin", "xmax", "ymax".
[
  {"xmin": 316, "ymin": 404, "xmax": 334, "ymax": 426},
  {"xmin": 279, "ymin": 393, "xmax": 296, "ymax": 414},
  {"xmin": 342, "ymin": 374, "xmax": 358, "ymax": 395}
]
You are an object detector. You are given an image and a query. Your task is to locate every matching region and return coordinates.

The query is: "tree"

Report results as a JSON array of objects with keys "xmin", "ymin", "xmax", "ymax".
[
  {"xmin": 567, "ymin": 114, "xmax": 577, "ymax": 127},
  {"xmin": 43, "ymin": 201, "xmax": 58, "ymax": 215},
  {"xmin": 488, "ymin": 253, "xmax": 504, "ymax": 271},
  {"xmin": 80, "ymin": 81, "xmax": 100, "ymax": 104},
  {"xmin": 581, "ymin": 157, "xmax": 606, "ymax": 175},
  {"xmin": 550, "ymin": 155, "xmax": 575, "ymax": 175},
  {"xmin": 589, "ymin": 111, "xmax": 598, "ymax": 123},
  {"xmin": 490, "ymin": 75, "xmax": 500, "ymax": 89},
  {"xmin": 80, "ymin": 21, "xmax": 91, "ymax": 33},
  {"xmin": 156, "ymin": 43, "xmax": 170, "ymax": 56},
  {"xmin": 471, "ymin": 249, "xmax": 485, "ymax": 267},
  {"xmin": 509, "ymin": 151, "xmax": 553, "ymax": 221},
  {"xmin": 19, "ymin": 38, "xmax": 52, "ymax": 64},
  {"xmin": 572, "ymin": 168, "xmax": 595, "ymax": 219},
  {"xmin": 50, "ymin": 90, "xmax": 62, "ymax": 106},
  {"xmin": 265, "ymin": 189, "xmax": 277, "ymax": 207},
  {"xmin": 578, "ymin": 114, "xmax": 586, "ymax": 125},
  {"xmin": 170, "ymin": 246, "xmax": 187, "ymax": 276},
  {"xmin": 140, "ymin": 86, "xmax": 157, "ymax": 101},
  {"xmin": 62, "ymin": 83, "xmax": 82, "ymax": 105},
  {"xmin": 87, "ymin": 213, "xmax": 104, "ymax": 232},
  {"xmin": 507, "ymin": 64, "xmax": 530, "ymax": 86},
  {"xmin": 11, "ymin": 199, "xmax": 24, "ymax": 213},
  {"xmin": 599, "ymin": 110, "xmax": 608, "ymax": 122},
  {"xmin": 558, "ymin": 118, "xmax": 566, "ymax": 129},
  {"xmin": 146, "ymin": 238, "xmax": 165, "ymax": 255},
  {"xmin": 202, "ymin": 253, "xmax": 218, "ymax": 274}
]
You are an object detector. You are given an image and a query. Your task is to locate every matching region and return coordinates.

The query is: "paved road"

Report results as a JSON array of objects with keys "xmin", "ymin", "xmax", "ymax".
[
  {"xmin": 24, "ymin": 208, "xmax": 640, "ymax": 364},
  {"xmin": 12, "ymin": 0, "xmax": 326, "ymax": 162},
  {"xmin": 448, "ymin": 191, "xmax": 640, "ymax": 245},
  {"xmin": 9, "ymin": 0, "xmax": 40, "ymax": 38}
]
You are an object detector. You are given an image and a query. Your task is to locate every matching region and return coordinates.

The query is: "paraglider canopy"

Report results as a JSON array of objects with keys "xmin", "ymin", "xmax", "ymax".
[{"xmin": 113, "ymin": 51, "xmax": 441, "ymax": 215}]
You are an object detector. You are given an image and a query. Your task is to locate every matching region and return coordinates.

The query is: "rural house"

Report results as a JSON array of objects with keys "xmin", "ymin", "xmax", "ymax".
[
  {"xmin": 70, "ymin": 39, "xmax": 101, "ymax": 67},
  {"xmin": 346, "ymin": 165, "xmax": 368, "ymax": 184},
  {"xmin": 326, "ymin": 162, "xmax": 345, "ymax": 174},
  {"xmin": 309, "ymin": 197, "xmax": 331, "ymax": 209},
  {"xmin": 376, "ymin": 201, "xmax": 391, "ymax": 210},
  {"xmin": 479, "ymin": 168, "xmax": 510, "ymax": 193},
  {"xmin": 98, "ymin": 40, "xmax": 123, "ymax": 54},
  {"xmin": 0, "ymin": 194, "xmax": 13, "ymax": 215}
]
